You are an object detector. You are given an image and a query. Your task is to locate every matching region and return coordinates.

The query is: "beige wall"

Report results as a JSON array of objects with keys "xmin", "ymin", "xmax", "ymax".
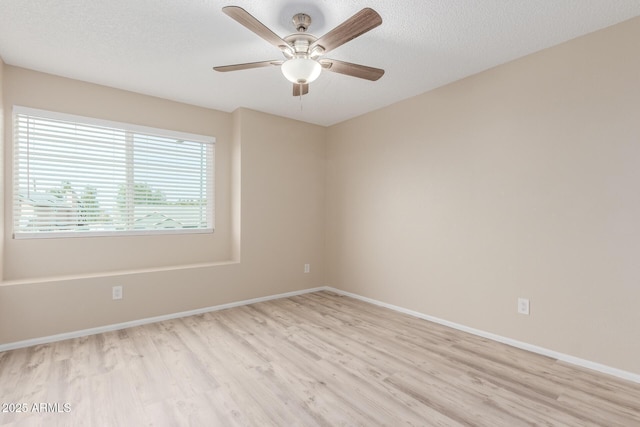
[
  {"xmin": 326, "ymin": 17, "xmax": 640, "ymax": 374},
  {"xmin": 0, "ymin": 57, "xmax": 4, "ymax": 280},
  {"xmin": 0, "ymin": 69, "xmax": 325, "ymax": 343}
]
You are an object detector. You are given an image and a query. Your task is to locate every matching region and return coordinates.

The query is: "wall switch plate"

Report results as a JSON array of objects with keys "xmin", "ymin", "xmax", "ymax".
[
  {"xmin": 304, "ymin": 264, "xmax": 310, "ymax": 273},
  {"xmin": 112, "ymin": 285, "xmax": 123, "ymax": 300},
  {"xmin": 517, "ymin": 297, "xmax": 530, "ymax": 315}
]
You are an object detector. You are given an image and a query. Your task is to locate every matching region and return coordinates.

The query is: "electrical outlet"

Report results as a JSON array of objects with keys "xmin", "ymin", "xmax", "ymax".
[
  {"xmin": 112, "ymin": 286, "xmax": 123, "ymax": 300},
  {"xmin": 517, "ymin": 297, "xmax": 529, "ymax": 315},
  {"xmin": 304, "ymin": 264, "xmax": 310, "ymax": 273}
]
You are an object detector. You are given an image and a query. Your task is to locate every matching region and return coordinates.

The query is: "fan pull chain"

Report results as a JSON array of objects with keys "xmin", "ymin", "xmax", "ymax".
[{"xmin": 299, "ymin": 84, "xmax": 303, "ymax": 110}]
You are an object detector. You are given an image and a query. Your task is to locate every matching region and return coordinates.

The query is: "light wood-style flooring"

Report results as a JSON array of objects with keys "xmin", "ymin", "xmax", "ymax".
[{"xmin": 1, "ymin": 291, "xmax": 639, "ymax": 426}]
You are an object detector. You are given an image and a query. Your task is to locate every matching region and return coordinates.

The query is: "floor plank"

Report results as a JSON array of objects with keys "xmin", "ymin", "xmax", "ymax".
[{"xmin": 1, "ymin": 291, "xmax": 639, "ymax": 426}]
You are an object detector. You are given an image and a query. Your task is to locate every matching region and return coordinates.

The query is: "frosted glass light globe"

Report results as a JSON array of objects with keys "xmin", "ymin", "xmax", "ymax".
[{"xmin": 281, "ymin": 58, "xmax": 322, "ymax": 84}]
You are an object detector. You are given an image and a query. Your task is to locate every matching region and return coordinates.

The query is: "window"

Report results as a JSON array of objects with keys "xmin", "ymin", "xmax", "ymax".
[{"xmin": 13, "ymin": 106, "xmax": 215, "ymax": 238}]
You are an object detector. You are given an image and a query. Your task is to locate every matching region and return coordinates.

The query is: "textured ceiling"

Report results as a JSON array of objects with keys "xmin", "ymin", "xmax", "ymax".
[{"xmin": 1, "ymin": 1, "xmax": 639, "ymax": 126}]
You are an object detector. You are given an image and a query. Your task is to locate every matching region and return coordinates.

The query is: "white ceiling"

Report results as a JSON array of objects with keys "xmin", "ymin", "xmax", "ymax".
[{"xmin": 1, "ymin": 1, "xmax": 639, "ymax": 126}]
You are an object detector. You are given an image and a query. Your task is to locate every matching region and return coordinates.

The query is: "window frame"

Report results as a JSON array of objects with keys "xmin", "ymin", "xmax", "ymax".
[{"xmin": 12, "ymin": 106, "xmax": 216, "ymax": 239}]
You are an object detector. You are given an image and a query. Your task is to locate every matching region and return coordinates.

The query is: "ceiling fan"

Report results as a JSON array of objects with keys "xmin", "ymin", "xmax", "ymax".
[{"xmin": 213, "ymin": 6, "xmax": 384, "ymax": 96}]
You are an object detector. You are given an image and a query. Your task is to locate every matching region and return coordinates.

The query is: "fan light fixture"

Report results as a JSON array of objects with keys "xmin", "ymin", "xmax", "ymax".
[{"xmin": 281, "ymin": 58, "xmax": 321, "ymax": 84}]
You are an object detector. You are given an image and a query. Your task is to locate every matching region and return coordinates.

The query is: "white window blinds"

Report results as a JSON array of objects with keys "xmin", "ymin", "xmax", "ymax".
[{"xmin": 13, "ymin": 107, "xmax": 215, "ymax": 238}]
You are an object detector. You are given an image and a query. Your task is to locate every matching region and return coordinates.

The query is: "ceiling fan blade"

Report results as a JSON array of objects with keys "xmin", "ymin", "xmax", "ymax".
[
  {"xmin": 320, "ymin": 59, "xmax": 384, "ymax": 81},
  {"xmin": 213, "ymin": 60, "xmax": 282, "ymax": 72},
  {"xmin": 310, "ymin": 8, "xmax": 382, "ymax": 55},
  {"xmin": 223, "ymin": 6, "xmax": 292, "ymax": 54},
  {"xmin": 293, "ymin": 83, "xmax": 309, "ymax": 96}
]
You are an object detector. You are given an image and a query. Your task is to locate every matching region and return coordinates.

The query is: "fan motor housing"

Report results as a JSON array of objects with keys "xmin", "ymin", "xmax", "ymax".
[{"xmin": 284, "ymin": 34, "xmax": 317, "ymax": 55}]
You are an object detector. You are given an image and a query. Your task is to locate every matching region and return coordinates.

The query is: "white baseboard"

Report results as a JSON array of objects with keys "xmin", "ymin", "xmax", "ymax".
[
  {"xmin": 324, "ymin": 286, "xmax": 640, "ymax": 384},
  {"xmin": 2, "ymin": 284, "xmax": 638, "ymax": 384},
  {"xmin": 0, "ymin": 287, "xmax": 326, "ymax": 353}
]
